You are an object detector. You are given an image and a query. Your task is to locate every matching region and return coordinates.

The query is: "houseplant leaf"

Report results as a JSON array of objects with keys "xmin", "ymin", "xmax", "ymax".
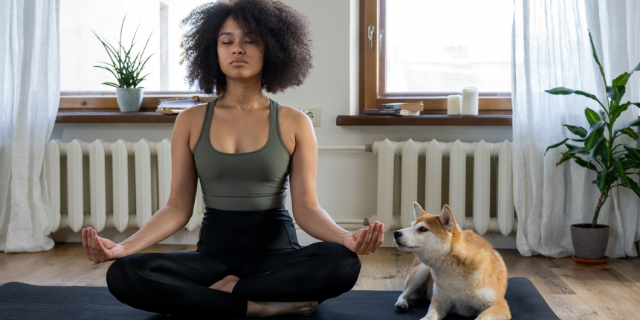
[
  {"xmin": 610, "ymin": 102, "xmax": 630, "ymax": 124},
  {"xmin": 588, "ymin": 30, "xmax": 607, "ymax": 87},
  {"xmin": 629, "ymin": 61, "xmax": 640, "ymax": 76},
  {"xmin": 613, "ymin": 157, "xmax": 631, "ymax": 187},
  {"xmin": 617, "ymin": 127, "xmax": 639, "ymax": 140},
  {"xmin": 585, "ymin": 108, "xmax": 601, "ymax": 124},
  {"xmin": 596, "ymin": 170, "xmax": 608, "ymax": 191},
  {"xmin": 588, "ymin": 137, "xmax": 606, "ymax": 163},
  {"xmin": 566, "ymin": 143, "xmax": 587, "ymax": 155},
  {"xmin": 556, "ymin": 152, "xmax": 574, "ymax": 166},
  {"xmin": 606, "ymin": 85, "xmax": 626, "ymax": 106},
  {"xmin": 583, "ymin": 121, "xmax": 606, "ymax": 151},
  {"xmin": 575, "ymin": 158, "xmax": 597, "ymax": 171},
  {"xmin": 564, "ymin": 125, "xmax": 588, "ymax": 138},
  {"xmin": 617, "ymin": 119, "xmax": 640, "ymax": 131},
  {"xmin": 624, "ymin": 144, "xmax": 640, "ymax": 163},
  {"xmin": 612, "ymin": 72, "xmax": 631, "ymax": 87},
  {"xmin": 544, "ymin": 138, "xmax": 569, "ymax": 156},
  {"xmin": 545, "ymin": 87, "xmax": 605, "ymax": 109}
]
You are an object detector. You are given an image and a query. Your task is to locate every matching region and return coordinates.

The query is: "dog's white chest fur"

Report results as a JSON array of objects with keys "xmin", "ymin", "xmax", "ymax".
[{"xmin": 431, "ymin": 270, "xmax": 494, "ymax": 316}]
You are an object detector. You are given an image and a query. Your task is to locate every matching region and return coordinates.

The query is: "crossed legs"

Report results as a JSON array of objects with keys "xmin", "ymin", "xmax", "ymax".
[{"xmin": 106, "ymin": 242, "xmax": 360, "ymax": 318}]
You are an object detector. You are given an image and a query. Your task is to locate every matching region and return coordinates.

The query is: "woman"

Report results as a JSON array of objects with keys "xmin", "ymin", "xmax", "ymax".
[{"xmin": 81, "ymin": 0, "xmax": 384, "ymax": 318}]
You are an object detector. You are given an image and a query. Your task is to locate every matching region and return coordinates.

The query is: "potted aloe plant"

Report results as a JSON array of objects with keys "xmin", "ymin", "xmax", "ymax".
[
  {"xmin": 545, "ymin": 30, "xmax": 640, "ymax": 262},
  {"xmin": 92, "ymin": 15, "xmax": 153, "ymax": 112}
]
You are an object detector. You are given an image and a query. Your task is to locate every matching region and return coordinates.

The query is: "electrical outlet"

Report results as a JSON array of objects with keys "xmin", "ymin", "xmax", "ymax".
[{"xmin": 296, "ymin": 107, "xmax": 320, "ymax": 127}]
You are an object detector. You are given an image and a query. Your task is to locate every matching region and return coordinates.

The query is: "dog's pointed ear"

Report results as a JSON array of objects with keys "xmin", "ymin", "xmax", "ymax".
[
  {"xmin": 413, "ymin": 202, "xmax": 425, "ymax": 219},
  {"xmin": 439, "ymin": 205, "xmax": 456, "ymax": 231}
]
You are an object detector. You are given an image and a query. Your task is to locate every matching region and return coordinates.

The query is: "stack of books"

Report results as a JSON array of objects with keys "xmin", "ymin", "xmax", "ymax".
[
  {"xmin": 156, "ymin": 96, "xmax": 202, "ymax": 114},
  {"xmin": 363, "ymin": 101, "xmax": 424, "ymax": 116}
]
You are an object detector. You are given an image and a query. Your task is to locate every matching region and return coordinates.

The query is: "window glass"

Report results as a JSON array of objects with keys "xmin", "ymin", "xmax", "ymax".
[
  {"xmin": 60, "ymin": 0, "xmax": 214, "ymax": 91},
  {"xmin": 385, "ymin": 0, "xmax": 513, "ymax": 93}
]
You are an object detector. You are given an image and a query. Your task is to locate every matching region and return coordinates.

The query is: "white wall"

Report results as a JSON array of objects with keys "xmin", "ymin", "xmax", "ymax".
[{"xmin": 51, "ymin": 0, "xmax": 513, "ymax": 247}]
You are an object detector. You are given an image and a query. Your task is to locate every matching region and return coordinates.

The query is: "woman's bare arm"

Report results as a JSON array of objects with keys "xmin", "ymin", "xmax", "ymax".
[{"xmin": 286, "ymin": 108, "xmax": 384, "ymax": 254}]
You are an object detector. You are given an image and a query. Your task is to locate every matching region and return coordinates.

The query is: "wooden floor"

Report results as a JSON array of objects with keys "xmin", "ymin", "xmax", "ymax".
[{"xmin": 2, "ymin": 243, "xmax": 640, "ymax": 319}]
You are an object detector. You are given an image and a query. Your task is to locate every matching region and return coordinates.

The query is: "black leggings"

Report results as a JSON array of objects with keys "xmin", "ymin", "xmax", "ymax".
[{"xmin": 105, "ymin": 205, "xmax": 361, "ymax": 318}]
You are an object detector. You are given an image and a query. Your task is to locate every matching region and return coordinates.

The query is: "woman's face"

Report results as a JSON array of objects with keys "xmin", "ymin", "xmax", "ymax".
[{"xmin": 217, "ymin": 17, "xmax": 264, "ymax": 81}]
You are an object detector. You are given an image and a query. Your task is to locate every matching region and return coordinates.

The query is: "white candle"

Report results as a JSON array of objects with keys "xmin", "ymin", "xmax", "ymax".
[
  {"xmin": 461, "ymin": 87, "xmax": 479, "ymax": 115},
  {"xmin": 447, "ymin": 95, "xmax": 462, "ymax": 115}
]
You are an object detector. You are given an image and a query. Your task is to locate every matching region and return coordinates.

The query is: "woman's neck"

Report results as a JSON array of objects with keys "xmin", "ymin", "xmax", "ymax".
[{"xmin": 219, "ymin": 76, "xmax": 267, "ymax": 111}]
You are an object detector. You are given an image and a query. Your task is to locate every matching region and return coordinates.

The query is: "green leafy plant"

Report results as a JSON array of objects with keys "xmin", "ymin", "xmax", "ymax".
[
  {"xmin": 545, "ymin": 30, "xmax": 640, "ymax": 228},
  {"xmin": 91, "ymin": 15, "xmax": 153, "ymax": 89}
]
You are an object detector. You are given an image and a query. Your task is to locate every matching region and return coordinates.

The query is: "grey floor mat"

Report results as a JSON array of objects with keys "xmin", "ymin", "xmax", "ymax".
[{"xmin": 0, "ymin": 277, "xmax": 558, "ymax": 319}]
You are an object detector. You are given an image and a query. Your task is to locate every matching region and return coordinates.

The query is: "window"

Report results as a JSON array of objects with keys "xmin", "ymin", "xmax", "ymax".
[
  {"xmin": 60, "ymin": 0, "xmax": 226, "ymax": 94},
  {"xmin": 360, "ymin": 0, "xmax": 513, "ymax": 113}
]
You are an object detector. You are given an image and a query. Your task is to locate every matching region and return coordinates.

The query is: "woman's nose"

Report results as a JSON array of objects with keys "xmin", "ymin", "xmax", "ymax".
[{"xmin": 232, "ymin": 44, "xmax": 245, "ymax": 54}]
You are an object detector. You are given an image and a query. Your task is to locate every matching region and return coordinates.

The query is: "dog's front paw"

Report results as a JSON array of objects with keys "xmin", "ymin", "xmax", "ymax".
[
  {"xmin": 395, "ymin": 298, "xmax": 409, "ymax": 312},
  {"xmin": 420, "ymin": 310, "xmax": 441, "ymax": 320},
  {"xmin": 420, "ymin": 314, "xmax": 439, "ymax": 320}
]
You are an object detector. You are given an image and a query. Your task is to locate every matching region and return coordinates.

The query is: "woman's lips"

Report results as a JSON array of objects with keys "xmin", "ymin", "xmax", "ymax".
[{"xmin": 231, "ymin": 61, "xmax": 247, "ymax": 65}]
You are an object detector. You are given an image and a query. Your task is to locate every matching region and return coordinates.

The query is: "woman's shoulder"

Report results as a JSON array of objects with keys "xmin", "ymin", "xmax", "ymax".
[
  {"xmin": 173, "ymin": 103, "xmax": 210, "ymax": 151},
  {"xmin": 176, "ymin": 103, "xmax": 208, "ymax": 126},
  {"xmin": 277, "ymin": 103, "xmax": 311, "ymax": 126}
]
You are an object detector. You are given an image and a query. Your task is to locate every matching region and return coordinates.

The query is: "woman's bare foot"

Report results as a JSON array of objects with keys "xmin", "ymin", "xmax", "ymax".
[
  {"xmin": 247, "ymin": 300, "xmax": 318, "ymax": 317},
  {"xmin": 209, "ymin": 275, "xmax": 240, "ymax": 293}
]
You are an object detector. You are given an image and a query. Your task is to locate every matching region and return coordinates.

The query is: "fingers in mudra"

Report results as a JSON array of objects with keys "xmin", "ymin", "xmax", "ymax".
[
  {"xmin": 82, "ymin": 227, "xmax": 96, "ymax": 262},
  {"xmin": 83, "ymin": 227, "xmax": 106, "ymax": 263},
  {"xmin": 364, "ymin": 223, "xmax": 378, "ymax": 254},
  {"xmin": 357, "ymin": 222, "xmax": 384, "ymax": 255},
  {"xmin": 369, "ymin": 222, "xmax": 384, "ymax": 253}
]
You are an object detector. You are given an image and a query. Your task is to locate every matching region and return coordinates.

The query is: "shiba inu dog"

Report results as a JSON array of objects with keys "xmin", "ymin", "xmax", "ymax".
[{"xmin": 393, "ymin": 202, "xmax": 511, "ymax": 320}]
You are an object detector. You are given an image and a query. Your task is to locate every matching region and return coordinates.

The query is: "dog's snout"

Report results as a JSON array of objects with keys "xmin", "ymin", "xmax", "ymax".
[{"xmin": 393, "ymin": 231, "xmax": 402, "ymax": 238}]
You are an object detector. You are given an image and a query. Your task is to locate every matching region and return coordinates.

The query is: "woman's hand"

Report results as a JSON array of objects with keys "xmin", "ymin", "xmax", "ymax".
[
  {"xmin": 342, "ymin": 221, "xmax": 384, "ymax": 255},
  {"xmin": 82, "ymin": 227, "xmax": 128, "ymax": 264}
]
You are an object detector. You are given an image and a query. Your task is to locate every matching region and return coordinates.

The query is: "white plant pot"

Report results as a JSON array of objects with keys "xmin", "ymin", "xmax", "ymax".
[{"xmin": 116, "ymin": 87, "xmax": 144, "ymax": 113}]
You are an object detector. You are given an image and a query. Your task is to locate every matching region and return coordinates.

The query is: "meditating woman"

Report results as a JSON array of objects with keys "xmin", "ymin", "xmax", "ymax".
[{"xmin": 80, "ymin": 0, "xmax": 385, "ymax": 318}]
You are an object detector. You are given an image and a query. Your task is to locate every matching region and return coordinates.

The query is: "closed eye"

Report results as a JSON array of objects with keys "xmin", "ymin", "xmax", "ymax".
[
  {"xmin": 221, "ymin": 40, "xmax": 253, "ymax": 44},
  {"xmin": 419, "ymin": 227, "xmax": 429, "ymax": 232}
]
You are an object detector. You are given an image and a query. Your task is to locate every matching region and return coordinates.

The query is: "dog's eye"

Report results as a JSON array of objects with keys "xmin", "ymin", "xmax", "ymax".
[{"xmin": 419, "ymin": 227, "xmax": 429, "ymax": 232}]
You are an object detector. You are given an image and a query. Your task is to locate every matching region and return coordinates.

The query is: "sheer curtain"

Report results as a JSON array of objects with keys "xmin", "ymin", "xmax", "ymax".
[
  {"xmin": 0, "ymin": 0, "xmax": 60, "ymax": 252},
  {"xmin": 584, "ymin": 0, "xmax": 640, "ymax": 258},
  {"xmin": 513, "ymin": 0, "xmax": 640, "ymax": 258}
]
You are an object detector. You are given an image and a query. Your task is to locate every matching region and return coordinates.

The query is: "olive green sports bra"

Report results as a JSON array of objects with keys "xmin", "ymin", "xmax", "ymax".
[{"xmin": 193, "ymin": 97, "xmax": 292, "ymax": 211}]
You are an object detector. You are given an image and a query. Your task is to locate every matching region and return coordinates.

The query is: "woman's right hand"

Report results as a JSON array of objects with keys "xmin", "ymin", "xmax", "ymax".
[{"xmin": 82, "ymin": 227, "xmax": 128, "ymax": 264}]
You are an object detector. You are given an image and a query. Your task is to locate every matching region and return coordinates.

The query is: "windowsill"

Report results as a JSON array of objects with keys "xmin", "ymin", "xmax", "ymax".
[
  {"xmin": 56, "ymin": 109, "xmax": 512, "ymax": 126},
  {"xmin": 336, "ymin": 110, "xmax": 512, "ymax": 126},
  {"xmin": 56, "ymin": 108, "xmax": 179, "ymax": 123}
]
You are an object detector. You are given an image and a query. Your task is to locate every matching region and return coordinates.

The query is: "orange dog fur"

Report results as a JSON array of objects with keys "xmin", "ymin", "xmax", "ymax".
[{"xmin": 392, "ymin": 202, "xmax": 511, "ymax": 320}]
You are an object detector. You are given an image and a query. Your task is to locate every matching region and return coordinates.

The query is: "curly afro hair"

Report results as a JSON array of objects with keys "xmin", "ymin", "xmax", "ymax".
[{"xmin": 179, "ymin": 0, "xmax": 314, "ymax": 96}]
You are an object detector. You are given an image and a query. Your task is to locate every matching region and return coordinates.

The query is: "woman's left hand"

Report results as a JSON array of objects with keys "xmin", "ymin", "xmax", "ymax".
[{"xmin": 342, "ymin": 221, "xmax": 384, "ymax": 255}]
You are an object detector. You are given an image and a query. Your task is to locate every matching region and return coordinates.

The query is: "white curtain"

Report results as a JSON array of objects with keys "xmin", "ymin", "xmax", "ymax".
[
  {"xmin": 0, "ymin": 0, "xmax": 60, "ymax": 252},
  {"xmin": 513, "ymin": 0, "xmax": 640, "ymax": 258},
  {"xmin": 584, "ymin": 0, "xmax": 640, "ymax": 259}
]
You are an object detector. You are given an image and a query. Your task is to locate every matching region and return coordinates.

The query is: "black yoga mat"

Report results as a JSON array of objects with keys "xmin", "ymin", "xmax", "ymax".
[{"xmin": 0, "ymin": 277, "xmax": 557, "ymax": 320}]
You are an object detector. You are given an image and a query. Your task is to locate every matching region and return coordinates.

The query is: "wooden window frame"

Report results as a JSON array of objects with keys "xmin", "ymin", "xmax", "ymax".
[{"xmin": 358, "ymin": 0, "xmax": 512, "ymax": 114}]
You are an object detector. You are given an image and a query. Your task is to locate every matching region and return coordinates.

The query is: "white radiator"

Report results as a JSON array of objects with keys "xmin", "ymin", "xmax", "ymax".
[
  {"xmin": 44, "ymin": 138, "xmax": 515, "ymax": 241},
  {"xmin": 366, "ymin": 139, "xmax": 516, "ymax": 236},
  {"xmin": 45, "ymin": 138, "xmax": 205, "ymax": 234}
]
